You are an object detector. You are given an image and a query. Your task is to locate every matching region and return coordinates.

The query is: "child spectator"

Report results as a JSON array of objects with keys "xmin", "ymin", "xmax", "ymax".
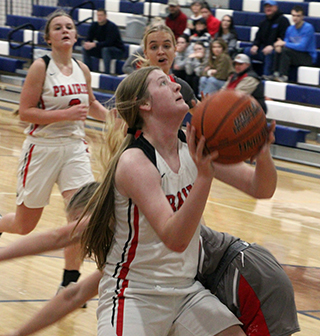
[
  {"xmin": 185, "ymin": 0, "xmax": 204, "ymax": 35},
  {"xmin": 185, "ymin": 17, "xmax": 211, "ymax": 49},
  {"xmin": 200, "ymin": 1, "xmax": 220, "ymax": 37},
  {"xmin": 172, "ymin": 34, "xmax": 190, "ymax": 81},
  {"xmin": 185, "ymin": 41, "xmax": 208, "ymax": 96},
  {"xmin": 214, "ymin": 15, "xmax": 238, "ymax": 57},
  {"xmin": 199, "ymin": 38, "xmax": 233, "ymax": 95}
]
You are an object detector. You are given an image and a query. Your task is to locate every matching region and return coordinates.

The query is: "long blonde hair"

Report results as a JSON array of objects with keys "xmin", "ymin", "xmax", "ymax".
[{"xmin": 78, "ymin": 66, "xmax": 160, "ymax": 270}]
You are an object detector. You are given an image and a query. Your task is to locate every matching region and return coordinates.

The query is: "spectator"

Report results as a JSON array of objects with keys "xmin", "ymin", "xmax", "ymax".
[
  {"xmin": 185, "ymin": 41, "xmax": 208, "ymax": 96},
  {"xmin": 172, "ymin": 34, "xmax": 190, "ymax": 81},
  {"xmin": 214, "ymin": 15, "xmax": 238, "ymax": 57},
  {"xmin": 122, "ymin": 46, "xmax": 144, "ymax": 75},
  {"xmin": 82, "ymin": 8, "xmax": 125, "ymax": 74},
  {"xmin": 271, "ymin": 5, "xmax": 317, "ymax": 82},
  {"xmin": 199, "ymin": 38, "xmax": 233, "ymax": 96},
  {"xmin": 165, "ymin": 0, "xmax": 188, "ymax": 40},
  {"xmin": 200, "ymin": 2, "xmax": 220, "ymax": 37},
  {"xmin": 185, "ymin": 0, "xmax": 204, "ymax": 35},
  {"xmin": 223, "ymin": 54, "xmax": 267, "ymax": 113},
  {"xmin": 185, "ymin": 17, "xmax": 211, "ymax": 49},
  {"xmin": 243, "ymin": 0, "xmax": 290, "ymax": 76}
]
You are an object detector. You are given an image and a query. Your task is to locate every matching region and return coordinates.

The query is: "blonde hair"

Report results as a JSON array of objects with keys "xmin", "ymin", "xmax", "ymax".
[
  {"xmin": 66, "ymin": 182, "xmax": 100, "ymax": 220},
  {"xmin": 44, "ymin": 9, "xmax": 77, "ymax": 45},
  {"xmin": 78, "ymin": 66, "xmax": 160, "ymax": 270},
  {"xmin": 137, "ymin": 24, "xmax": 176, "ymax": 68}
]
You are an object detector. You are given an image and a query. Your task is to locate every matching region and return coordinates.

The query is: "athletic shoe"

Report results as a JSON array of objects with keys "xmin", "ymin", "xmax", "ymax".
[{"xmin": 56, "ymin": 283, "xmax": 87, "ymax": 308}]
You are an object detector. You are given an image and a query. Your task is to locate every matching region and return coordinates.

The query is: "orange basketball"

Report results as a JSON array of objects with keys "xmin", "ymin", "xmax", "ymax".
[{"xmin": 191, "ymin": 90, "xmax": 268, "ymax": 164}]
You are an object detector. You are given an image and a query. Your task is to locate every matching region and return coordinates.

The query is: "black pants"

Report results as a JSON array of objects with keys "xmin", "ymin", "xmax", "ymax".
[{"xmin": 273, "ymin": 46, "xmax": 313, "ymax": 76}]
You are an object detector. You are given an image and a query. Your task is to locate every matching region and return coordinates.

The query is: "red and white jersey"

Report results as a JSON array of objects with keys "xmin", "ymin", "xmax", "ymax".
[
  {"xmin": 102, "ymin": 134, "xmax": 199, "ymax": 287},
  {"xmin": 25, "ymin": 53, "xmax": 88, "ymax": 139}
]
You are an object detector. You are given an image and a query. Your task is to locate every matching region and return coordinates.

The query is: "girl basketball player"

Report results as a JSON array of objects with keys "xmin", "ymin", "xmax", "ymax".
[
  {"xmin": 0, "ymin": 10, "xmax": 109, "ymax": 291},
  {"xmin": 1, "ymin": 181, "xmax": 300, "ymax": 336}
]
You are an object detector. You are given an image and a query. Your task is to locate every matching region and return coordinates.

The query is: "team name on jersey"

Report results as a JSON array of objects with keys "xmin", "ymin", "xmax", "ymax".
[
  {"xmin": 166, "ymin": 184, "xmax": 193, "ymax": 212},
  {"xmin": 53, "ymin": 83, "xmax": 88, "ymax": 97}
]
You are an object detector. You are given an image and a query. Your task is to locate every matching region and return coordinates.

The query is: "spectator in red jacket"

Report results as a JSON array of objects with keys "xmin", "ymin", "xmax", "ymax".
[
  {"xmin": 165, "ymin": 0, "xmax": 188, "ymax": 40},
  {"xmin": 200, "ymin": 1, "xmax": 220, "ymax": 37}
]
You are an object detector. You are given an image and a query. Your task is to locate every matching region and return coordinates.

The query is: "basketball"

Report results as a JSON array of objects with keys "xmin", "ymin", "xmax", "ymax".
[{"xmin": 191, "ymin": 90, "xmax": 268, "ymax": 164}]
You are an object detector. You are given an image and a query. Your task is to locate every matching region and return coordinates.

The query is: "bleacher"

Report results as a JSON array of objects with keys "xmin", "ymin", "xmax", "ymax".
[{"xmin": 0, "ymin": 0, "xmax": 319, "ymax": 167}]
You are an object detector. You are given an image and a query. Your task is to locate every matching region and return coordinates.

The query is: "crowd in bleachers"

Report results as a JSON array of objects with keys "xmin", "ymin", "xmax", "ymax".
[{"xmin": 1, "ymin": 0, "xmax": 320, "ymax": 149}]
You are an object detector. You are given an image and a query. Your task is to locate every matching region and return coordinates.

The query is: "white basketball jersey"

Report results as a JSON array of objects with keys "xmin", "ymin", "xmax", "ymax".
[
  {"xmin": 25, "ymin": 53, "xmax": 88, "ymax": 139},
  {"xmin": 102, "ymin": 135, "xmax": 199, "ymax": 287}
]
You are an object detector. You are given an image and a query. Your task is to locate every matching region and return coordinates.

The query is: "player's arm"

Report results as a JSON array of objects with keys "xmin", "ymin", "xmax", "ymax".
[
  {"xmin": 214, "ymin": 121, "xmax": 277, "ymax": 199},
  {"xmin": 2, "ymin": 271, "xmax": 101, "ymax": 336},
  {"xmin": 0, "ymin": 217, "xmax": 89, "ymax": 262},
  {"xmin": 116, "ymin": 125, "xmax": 217, "ymax": 252},
  {"xmin": 79, "ymin": 61, "xmax": 109, "ymax": 122}
]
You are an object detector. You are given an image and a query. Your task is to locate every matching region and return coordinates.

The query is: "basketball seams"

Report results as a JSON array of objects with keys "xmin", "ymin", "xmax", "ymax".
[
  {"xmin": 191, "ymin": 90, "xmax": 268, "ymax": 164},
  {"xmin": 204, "ymin": 95, "xmax": 249, "ymax": 144},
  {"xmin": 206, "ymin": 106, "xmax": 266, "ymax": 151}
]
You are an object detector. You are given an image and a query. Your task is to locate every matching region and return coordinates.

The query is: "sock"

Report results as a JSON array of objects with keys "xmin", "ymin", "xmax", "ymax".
[{"xmin": 61, "ymin": 269, "xmax": 81, "ymax": 287}]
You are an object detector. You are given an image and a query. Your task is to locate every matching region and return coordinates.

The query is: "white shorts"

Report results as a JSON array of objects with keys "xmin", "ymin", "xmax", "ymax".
[
  {"xmin": 16, "ymin": 136, "xmax": 94, "ymax": 208},
  {"xmin": 97, "ymin": 277, "xmax": 241, "ymax": 336}
]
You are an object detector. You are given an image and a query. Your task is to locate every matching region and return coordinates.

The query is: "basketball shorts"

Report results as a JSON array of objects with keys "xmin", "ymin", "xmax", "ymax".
[
  {"xmin": 16, "ymin": 137, "xmax": 94, "ymax": 208},
  {"xmin": 216, "ymin": 244, "xmax": 300, "ymax": 336},
  {"xmin": 97, "ymin": 277, "xmax": 241, "ymax": 336}
]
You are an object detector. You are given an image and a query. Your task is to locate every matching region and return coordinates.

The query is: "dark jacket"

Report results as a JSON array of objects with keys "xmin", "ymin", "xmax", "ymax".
[
  {"xmin": 253, "ymin": 10, "xmax": 290, "ymax": 48},
  {"xmin": 86, "ymin": 20, "xmax": 125, "ymax": 52},
  {"xmin": 226, "ymin": 66, "xmax": 267, "ymax": 114}
]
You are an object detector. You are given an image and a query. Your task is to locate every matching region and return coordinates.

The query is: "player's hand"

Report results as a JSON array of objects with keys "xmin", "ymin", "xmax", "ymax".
[
  {"xmin": 250, "ymin": 120, "xmax": 276, "ymax": 162},
  {"xmin": 186, "ymin": 123, "xmax": 218, "ymax": 179},
  {"xmin": 67, "ymin": 104, "xmax": 88, "ymax": 121}
]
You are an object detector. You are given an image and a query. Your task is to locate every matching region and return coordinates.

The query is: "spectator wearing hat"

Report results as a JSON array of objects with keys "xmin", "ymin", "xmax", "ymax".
[
  {"xmin": 223, "ymin": 54, "xmax": 267, "ymax": 113},
  {"xmin": 200, "ymin": 2, "xmax": 220, "ymax": 38},
  {"xmin": 244, "ymin": 0, "xmax": 290, "ymax": 76},
  {"xmin": 165, "ymin": 0, "xmax": 188, "ymax": 40},
  {"xmin": 270, "ymin": 5, "xmax": 317, "ymax": 82}
]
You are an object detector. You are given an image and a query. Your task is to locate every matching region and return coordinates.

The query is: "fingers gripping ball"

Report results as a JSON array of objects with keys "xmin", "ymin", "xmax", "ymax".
[{"xmin": 191, "ymin": 90, "xmax": 268, "ymax": 164}]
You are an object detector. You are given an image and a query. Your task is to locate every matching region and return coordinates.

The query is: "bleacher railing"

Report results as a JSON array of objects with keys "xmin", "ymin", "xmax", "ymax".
[{"xmin": 8, "ymin": 23, "xmax": 35, "ymax": 63}]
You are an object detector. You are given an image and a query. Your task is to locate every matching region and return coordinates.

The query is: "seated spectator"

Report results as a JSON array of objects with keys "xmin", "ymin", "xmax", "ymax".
[
  {"xmin": 172, "ymin": 34, "xmax": 190, "ymax": 81},
  {"xmin": 270, "ymin": 5, "xmax": 317, "ymax": 82},
  {"xmin": 223, "ymin": 54, "xmax": 267, "ymax": 113},
  {"xmin": 82, "ymin": 8, "xmax": 125, "ymax": 74},
  {"xmin": 165, "ymin": 0, "xmax": 188, "ymax": 40},
  {"xmin": 122, "ymin": 46, "xmax": 144, "ymax": 75},
  {"xmin": 243, "ymin": 0, "xmax": 290, "ymax": 76},
  {"xmin": 199, "ymin": 38, "xmax": 233, "ymax": 96},
  {"xmin": 185, "ymin": 17, "xmax": 211, "ymax": 49},
  {"xmin": 185, "ymin": 0, "xmax": 204, "ymax": 35},
  {"xmin": 185, "ymin": 41, "xmax": 208, "ymax": 96},
  {"xmin": 200, "ymin": 2, "xmax": 220, "ymax": 38},
  {"xmin": 214, "ymin": 15, "xmax": 238, "ymax": 58}
]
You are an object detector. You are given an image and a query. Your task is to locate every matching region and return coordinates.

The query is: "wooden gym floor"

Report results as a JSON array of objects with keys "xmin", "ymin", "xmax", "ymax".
[{"xmin": 0, "ymin": 101, "xmax": 319, "ymax": 335}]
